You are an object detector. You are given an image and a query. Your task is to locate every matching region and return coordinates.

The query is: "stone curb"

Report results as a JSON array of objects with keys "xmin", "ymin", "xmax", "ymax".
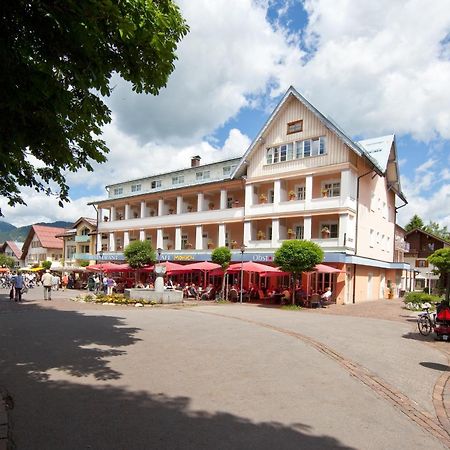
[
  {"xmin": 193, "ymin": 309, "xmax": 450, "ymax": 449},
  {"xmin": 0, "ymin": 387, "xmax": 12, "ymax": 450}
]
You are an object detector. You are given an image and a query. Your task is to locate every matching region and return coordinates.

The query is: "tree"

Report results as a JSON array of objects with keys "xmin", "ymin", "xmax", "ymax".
[
  {"xmin": 423, "ymin": 221, "xmax": 450, "ymax": 242},
  {"xmin": 0, "ymin": 254, "xmax": 16, "ymax": 269},
  {"xmin": 41, "ymin": 260, "xmax": 52, "ymax": 270},
  {"xmin": 79, "ymin": 260, "xmax": 90, "ymax": 268},
  {"xmin": 0, "ymin": 1, "xmax": 189, "ymax": 213},
  {"xmin": 124, "ymin": 241, "xmax": 155, "ymax": 270},
  {"xmin": 404, "ymin": 215, "xmax": 425, "ymax": 232},
  {"xmin": 428, "ymin": 248, "xmax": 450, "ymax": 303},
  {"xmin": 211, "ymin": 247, "xmax": 232, "ymax": 300},
  {"xmin": 274, "ymin": 240, "xmax": 324, "ymax": 304}
]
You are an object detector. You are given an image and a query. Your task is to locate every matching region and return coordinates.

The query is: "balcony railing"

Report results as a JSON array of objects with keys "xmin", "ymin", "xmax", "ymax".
[{"xmin": 75, "ymin": 235, "xmax": 91, "ymax": 243}]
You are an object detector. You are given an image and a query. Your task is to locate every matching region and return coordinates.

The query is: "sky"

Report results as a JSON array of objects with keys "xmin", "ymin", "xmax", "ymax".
[{"xmin": 1, "ymin": 0, "xmax": 450, "ymax": 228}]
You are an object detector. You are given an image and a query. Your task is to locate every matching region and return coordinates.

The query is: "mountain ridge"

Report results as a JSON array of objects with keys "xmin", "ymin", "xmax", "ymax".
[{"xmin": 0, "ymin": 220, "xmax": 74, "ymax": 243}]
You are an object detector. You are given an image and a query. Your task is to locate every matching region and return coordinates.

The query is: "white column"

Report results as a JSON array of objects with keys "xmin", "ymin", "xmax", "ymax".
[
  {"xmin": 124, "ymin": 204, "xmax": 131, "ymax": 220},
  {"xmin": 110, "ymin": 206, "xmax": 116, "ymax": 222},
  {"xmin": 96, "ymin": 233, "xmax": 102, "ymax": 252},
  {"xmin": 195, "ymin": 225, "xmax": 203, "ymax": 249},
  {"xmin": 158, "ymin": 198, "xmax": 164, "ymax": 216},
  {"xmin": 271, "ymin": 218, "xmax": 279, "ymax": 247},
  {"xmin": 176, "ymin": 195, "xmax": 183, "ymax": 214},
  {"xmin": 123, "ymin": 231, "xmax": 130, "ymax": 248},
  {"xmin": 243, "ymin": 221, "xmax": 252, "ymax": 246},
  {"xmin": 218, "ymin": 224, "xmax": 226, "ymax": 247},
  {"xmin": 175, "ymin": 227, "xmax": 182, "ymax": 250},
  {"xmin": 156, "ymin": 228, "xmax": 163, "ymax": 249},
  {"xmin": 305, "ymin": 175, "xmax": 313, "ymax": 204},
  {"xmin": 304, "ymin": 216, "xmax": 312, "ymax": 240},
  {"xmin": 220, "ymin": 189, "xmax": 227, "ymax": 209},
  {"xmin": 197, "ymin": 192, "xmax": 204, "ymax": 212},
  {"xmin": 109, "ymin": 232, "xmax": 116, "ymax": 252},
  {"xmin": 140, "ymin": 201, "xmax": 146, "ymax": 218},
  {"xmin": 139, "ymin": 230, "xmax": 145, "ymax": 241},
  {"xmin": 245, "ymin": 184, "xmax": 253, "ymax": 209},
  {"xmin": 339, "ymin": 213, "xmax": 348, "ymax": 247},
  {"xmin": 274, "ymin": 180, "xmax": 281, "ymax": 204}
]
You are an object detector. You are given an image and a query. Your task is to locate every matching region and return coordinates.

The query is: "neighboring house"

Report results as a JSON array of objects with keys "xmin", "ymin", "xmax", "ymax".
[
  {"xmin": 404, "ymin": 228, "xmax": 450, "ymax": 292},
  {"xmin": 56, "ymin": 217, "xmax": 97, "ymax": 267},
  {"xmin": 89, "ymin": 86, "xmax": 409, "ymax": 303},
  {"xmin": 20, "ymin": 225, "xmax": 65, "ymax": 268},
  {"xmin": 0, "ymin": 241, "xmax": 24, "ymax": 268}
]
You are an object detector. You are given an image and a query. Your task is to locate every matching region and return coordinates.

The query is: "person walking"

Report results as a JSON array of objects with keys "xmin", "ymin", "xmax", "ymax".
[
  {"xmin": 41, "ymin": 270, "xmax": 53, "ymax": 300},
  {"xmin": 13, "ymin": 272, "xmax": 25, "ymax": 302}
]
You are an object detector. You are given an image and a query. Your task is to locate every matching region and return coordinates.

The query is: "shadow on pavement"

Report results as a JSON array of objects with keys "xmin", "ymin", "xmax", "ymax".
[
  {"xmin": 0, "ymin": 294, "xmax": 356, "ymax": 450},
  {"xmin": 419, "ymin": 362, "xmax": 449, "ymax": 371}
]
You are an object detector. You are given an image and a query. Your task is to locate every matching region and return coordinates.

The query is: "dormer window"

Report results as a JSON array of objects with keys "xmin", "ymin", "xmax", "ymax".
[
  {"xmin": 287, "ymin": 120, "xmax": 303, "ymax": 134},
  {"xmin": 196, "ymin": 170, "xmax": 210, "ymax": 181},
  {"xmin": 131, "ymin": 184, "xmax": 141, "ymax": 192},
  {"xmin": 113, "ymin": 187, "xmax": 123, "ymax": 196},
  {"xmin": 151, "ymin": 180, "xmax": 162, "ymax": 189},
  {"xmin": 172, "ymin": 175, "xmax": 184, "ymax": 185}
]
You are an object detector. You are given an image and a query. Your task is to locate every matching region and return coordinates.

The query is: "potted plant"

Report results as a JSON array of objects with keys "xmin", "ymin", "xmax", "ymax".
[
  {"xmin": 231, "ymin": 240, "xmax": 239, "ymax": 249},
  {"xmin": 208, "ymin": 202, "xmax": 215, "ymax": 210},
  {"xmin": 259, "ymin": 193, "xmax": 267, "ymax": 204},
  {"xmin": 187, "ymin": 205, "xmax": 193, "ymax": 212},
  {"xmin": 321, "ymin": 188, "xmax": 329, "ymax": 198},
  {"xmin": 287, "ymin": 228, "xmax": 295, "ymax": 239},
  {"xmin": 207, "ymin": 240, "xmax": 214, "ymax": 249},
  {"xmin": 150, "ymin": 210, "xmax": 155, "ymax": 217},
  {"xmin": 321, "ymin": 226, "xmax": 330, "ymax": 238},
  {"xmin": 103, "ymin": 216, "xmax": 109, "ymax": 222},
  {"xmin": 288, "ymin": 190, "xmax": 296, "ymax": 201},
  {"xmin": 168, "ymin": 208, "xmax": 174, "ymax": 215},
  {"xmin": 185, "ymin": 242, "xmax": 193, "ymax": 249},
  {"xmin": 257, "ymin": 230, "xmax": 266, "ymax": 240},
  {"xmin": 167, "ymin": 244, "xmax": 173, "ymax": 250}
]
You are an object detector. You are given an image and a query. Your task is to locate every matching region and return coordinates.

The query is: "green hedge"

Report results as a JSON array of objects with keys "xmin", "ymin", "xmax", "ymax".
[{"xmin": 404, "ymin": 292, "xmax": 441, "ymax": 305}]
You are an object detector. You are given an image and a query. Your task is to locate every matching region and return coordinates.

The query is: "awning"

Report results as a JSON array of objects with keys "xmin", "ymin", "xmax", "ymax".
[{"xmin": 313, "ymin": 264, "xmax": 345, "ymax": 274}]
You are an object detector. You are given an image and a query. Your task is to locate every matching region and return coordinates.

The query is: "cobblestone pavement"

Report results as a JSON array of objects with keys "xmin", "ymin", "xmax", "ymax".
[{"xmin": 1, "ymin": 289, "xmax": 449, "ymax": 449}]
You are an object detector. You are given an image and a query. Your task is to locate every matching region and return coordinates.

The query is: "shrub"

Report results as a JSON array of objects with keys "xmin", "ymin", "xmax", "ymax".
[{"xmin": 404, "ymin": 292, "xmax": 441, "ymax": 305}]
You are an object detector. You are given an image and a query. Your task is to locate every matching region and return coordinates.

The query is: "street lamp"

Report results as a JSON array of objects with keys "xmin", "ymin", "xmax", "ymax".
[
  {"xmin": 157, "ymin": 247, "xmax": 162, "ymax": 264},
  {"xmin": 240, "ymin": 245, "xmax": 246, "ymax": 304}
]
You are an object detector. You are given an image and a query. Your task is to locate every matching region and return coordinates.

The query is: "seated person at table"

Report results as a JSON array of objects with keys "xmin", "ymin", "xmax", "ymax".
[
  {"xmin": 229, "ymin": 285, "xmax": 238, "ymax": 302},
  {"xmin": 320, "ymin": 287, "xmax": 332, "ymax": 307},
  {"xmin": 282, "ymin": 286, "xmax": 291, "ymax": 304},
  {"xmin": 186, "ymin": 283, "xmax": 199, "ymax": 298},
  {"xmin": 165, "ymin": 278, "xmax": 174, "ymax": 289},
  {"xmin": 201, "ymin": 284, "xmax": 215, "ymax": 300}
]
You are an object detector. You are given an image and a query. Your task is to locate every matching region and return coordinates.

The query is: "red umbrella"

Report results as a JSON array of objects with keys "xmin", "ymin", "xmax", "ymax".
[
  {"xmin": 86, "ymin": 263, "xmax": 126, "ymax": 273},
  {"xmin": 313, "ymin": 264, "xmax": 345, "ymax": 273},
  {"xmin": 227, "ymin": 261, "xmax": 283, "ymax": 274},
  {"xmin": 186, "ymin": 261, "xmax": 221, "ymax": 271},
  {"xmin": 142, "ymin": 261, "xmax": 190, "ymax": 275}
]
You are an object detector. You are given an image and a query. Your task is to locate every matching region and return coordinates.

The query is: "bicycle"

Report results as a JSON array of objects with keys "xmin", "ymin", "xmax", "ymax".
[{"xmin": 417, "ymin": 304, "xmax": 436, "ymax": 336}]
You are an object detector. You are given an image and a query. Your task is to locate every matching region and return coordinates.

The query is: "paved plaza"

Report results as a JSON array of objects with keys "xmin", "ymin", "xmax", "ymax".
[{"xmin": 1, "ymin": 288, "xmax": 449, "ymax": 449}]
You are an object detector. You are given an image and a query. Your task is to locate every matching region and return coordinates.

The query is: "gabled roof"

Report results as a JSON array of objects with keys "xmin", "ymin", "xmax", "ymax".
[
  {"xmin": 232, "ymin": 86, "xmax": 382, "ymax": 179},
  {"xmin": 405, "ymin": 227, "xmax": 450, "ymax": 246},
  {"xmin": 357, "ymin": 135, "xmax": 394, "ymax": 172},
  {"xmin": 21, "ymin": 225, "xmax": 65, "ymax": 259},
  {"xmin": 0, "ymin": 241, "xmax": 23, "ymax": 259},
  {"xmin": 231, "ymin": 86, "xmax": 407, "ymax": 203},
  {"xmin": 358, "ymin": 135, "xmax": 406, "ymax": 203},
  {"xmin": 73, "ymin": 217, "xmax": 97, "ymax": 228}
]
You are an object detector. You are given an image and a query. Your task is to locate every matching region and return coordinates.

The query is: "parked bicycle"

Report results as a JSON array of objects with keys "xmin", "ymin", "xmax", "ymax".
[{"xmin": 417, "ymin": 303, "xmax": 435, "ymax": 336}]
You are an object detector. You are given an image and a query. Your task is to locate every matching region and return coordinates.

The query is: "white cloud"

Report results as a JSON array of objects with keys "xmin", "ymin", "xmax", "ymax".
[
  {"xmin": 65, "ymin": 119, "xmax": 251, "ymax": 191},
  {"xmin": 106, "ymin": 0, "xmax": 303, "ymax": 144},
  {"xmin": 288, "ymin": 0, "xmax": 450, "ymax": 141},
  {"xmin": 416, "ymin": 159, "xmax": 437, "ymax": 173},
  {"xmin": 0, "ymin": 190, "xmax": 97, "ymax": 228}
]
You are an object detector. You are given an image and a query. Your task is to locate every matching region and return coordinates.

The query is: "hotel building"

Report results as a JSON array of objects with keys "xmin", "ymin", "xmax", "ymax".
[{"xmin": 90, "ymin": 87, "xmax": 409, "ymax": 303}]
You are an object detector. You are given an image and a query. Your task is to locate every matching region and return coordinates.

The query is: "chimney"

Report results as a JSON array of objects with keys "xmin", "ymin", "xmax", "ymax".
[{"xmin": 191, "ymin": 155, "xmax": 201, "ymax": 167}]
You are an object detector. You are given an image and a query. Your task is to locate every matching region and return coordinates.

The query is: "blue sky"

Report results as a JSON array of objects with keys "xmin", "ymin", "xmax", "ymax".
[{"xmin": 1, "ymin": 0, "xmax": 449, "ymax": 227}]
